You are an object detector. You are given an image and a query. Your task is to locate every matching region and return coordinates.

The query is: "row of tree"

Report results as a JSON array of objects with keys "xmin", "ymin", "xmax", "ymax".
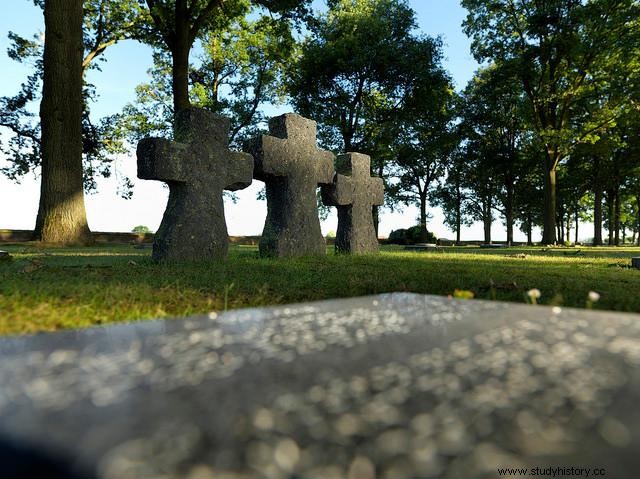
[{"xmin": 1, "ymin": 0, "xmax": 639, "ymax": 246}]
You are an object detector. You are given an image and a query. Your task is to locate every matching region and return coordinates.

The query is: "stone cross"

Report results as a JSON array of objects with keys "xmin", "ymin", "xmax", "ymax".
[
  {"xmin": 321, "ymin": 153, "xmax": 384, "ymax": 254},
  {"xmin": 246, "ymin": 114, "xmax": 334, "ymax": 257},
  {"xmin": 137, "ymin": 108, "xmax": 253, "ymax": 261}
]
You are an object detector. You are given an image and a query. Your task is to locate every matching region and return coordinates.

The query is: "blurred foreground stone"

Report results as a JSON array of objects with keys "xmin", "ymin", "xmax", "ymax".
[{"xmin": 1, "ymin": 294, "xmax": 639, "ymax": 478}]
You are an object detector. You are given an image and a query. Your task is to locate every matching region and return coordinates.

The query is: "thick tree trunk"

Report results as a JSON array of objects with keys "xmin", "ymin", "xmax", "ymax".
[
  {"xmin": 526, "ymin": 217, "xmax": 533, "ymax": 246},
  {"xmin": 34, "ymin": 0, "xmax": 91, "ymax": 244},
  {"xmin": 542, "ymin": 156, "xmax": 557, "ymax": 245}
]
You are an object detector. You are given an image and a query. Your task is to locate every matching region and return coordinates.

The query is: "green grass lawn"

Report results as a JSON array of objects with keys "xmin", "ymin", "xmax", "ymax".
[{"xmin": 0, "ymin": 242, "xmax": 639, "ymax": 336}]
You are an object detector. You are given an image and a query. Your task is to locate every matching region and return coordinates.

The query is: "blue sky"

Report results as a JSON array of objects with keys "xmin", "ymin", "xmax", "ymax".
[{"xmin": 0, "ymin": 1, "xmax": 531, "ymax": 241}]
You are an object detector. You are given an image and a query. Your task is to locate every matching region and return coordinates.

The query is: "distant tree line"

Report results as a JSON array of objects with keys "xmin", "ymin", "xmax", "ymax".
[
  {"xmin": 1, "ymin": 0, "xmax": 639, "ymax": 245},
  {"xmin": 456, "ymin": 0, "xmax": 640, "ymax": 246}
]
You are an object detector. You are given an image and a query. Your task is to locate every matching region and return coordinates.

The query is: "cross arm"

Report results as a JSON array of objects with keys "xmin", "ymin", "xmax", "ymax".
[
  {"xmin": 225, "ymin": 151, "xmax": 254, "ymax": 192},
  {"xmin": 137, "ymin": 137, "xmax": 190, "ymax": 184},
  {"xmin": 321, "ymin": 173, "xmax": 353, "ymax": 207},
  {"xmin": 316, "ymin": 150, "xmax": 336, "ymax": 185},
  {"xmin": 369, "ymin": 177, "xmax": 384, "ymax": 206},
  {"xmin": 244, "ymin": 134, "xmax": 289, "ymax": 179}
]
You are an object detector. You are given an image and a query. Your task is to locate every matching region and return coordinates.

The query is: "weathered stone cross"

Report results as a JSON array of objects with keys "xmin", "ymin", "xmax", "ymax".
[
  {"xmin": 322, "ymin": 153, "xmax": 384, "ymax": 254},
  {"xmin": 137, "ymin": 107, "xmax": 253, "ymax": 261},
  {"xmin": 246, "ymin": 114, "xmax": 335, "ymax": 257}
]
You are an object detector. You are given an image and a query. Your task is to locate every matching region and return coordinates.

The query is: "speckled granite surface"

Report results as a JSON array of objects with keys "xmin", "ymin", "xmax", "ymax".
[{"xmin": 1, "ymin": 294, "xmax": 640, "ymax": 478}]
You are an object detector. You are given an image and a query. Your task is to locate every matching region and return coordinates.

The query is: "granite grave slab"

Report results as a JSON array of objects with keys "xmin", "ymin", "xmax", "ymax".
[
  {"xmin": 137, "ymin": 108, "xmax": 253, "ymax": 261},
  {"xmin": 246, "ymin": 114, "xmax": 334, "ymax": 257},
  {"xmin": 1, "ymin": 295, "xmax": 640, "ymax": 478},
  {"xmin": 321, "ymin": 153, "xmax": 384, "ymax": 254}
]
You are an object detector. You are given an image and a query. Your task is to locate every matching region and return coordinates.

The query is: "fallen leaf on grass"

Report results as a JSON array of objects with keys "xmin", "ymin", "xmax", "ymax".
[{"xmin": 453, "ymin": 289, "xmax": 475, "ymax": 299}]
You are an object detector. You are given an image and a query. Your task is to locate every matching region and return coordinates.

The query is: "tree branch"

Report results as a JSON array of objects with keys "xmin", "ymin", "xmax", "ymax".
[{"xmin": 0, "ymin": 122, "xmax": 40, "ymax": 145}]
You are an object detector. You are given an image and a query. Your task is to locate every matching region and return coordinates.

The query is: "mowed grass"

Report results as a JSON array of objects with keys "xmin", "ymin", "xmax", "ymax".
[{"xmin": 0, "ymin": 242, "xmax": 639, "ymax": 336}]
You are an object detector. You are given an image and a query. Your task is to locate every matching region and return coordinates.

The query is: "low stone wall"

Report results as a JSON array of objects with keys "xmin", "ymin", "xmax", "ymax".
[
  {"xmin": 228, "ymin": 236, "xmax": 260, "ymax": 246},
  {"xmin": 0, "ymin": 230, "xmax": 33, "ymax": 242},
  {"xmin": 1, "ymin": 230, "xmax": 349, "ymax": 246},
  {"xmin": 0, "ymin": 229, "xmax": 153, "ymax": 244}
]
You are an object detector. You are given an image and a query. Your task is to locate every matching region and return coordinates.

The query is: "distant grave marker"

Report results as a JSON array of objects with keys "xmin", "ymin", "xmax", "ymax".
[
  {"xmin": 322, "ymin": 153, "xmax": 384, "ymax": 254},
  {"xmin": 404, "ymin": 243, "xmax": 441, "ymax": 252},
  {"xmin": 246, "ymin": 114, "xmax": 334, "ymax": 257},
  {"xmin": 632, "ymin": 257, "xmax": 640, "ymax": 269},
  {"xmin": 137, "ymin": 108, "xmax": 253, "ymax": 261}
]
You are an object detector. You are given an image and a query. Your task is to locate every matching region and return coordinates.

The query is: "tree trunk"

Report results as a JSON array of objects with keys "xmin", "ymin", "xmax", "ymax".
[
  {"xmin": 542, "ymin": 156, "xmax": 557, "ymax": 245},
  {"xmin": 373, "ymin": 162, "xmax": 384, "ymax": 237},
  {"xmin": 171, "ymin": 0, "xmax": 192, "ymax": 117},
  {"xmin": 526, "ymin": 217, "xmax": 533, "ymax": 246},
  {"xmin": 606, "ymin": 190, "xmax": 614, "ymax": 245},
  {"xmin": 483, "ymin": 196, "xmax": 492, "ymax": 244},
  {"xmin": 418, "ymin": 191, "xmax": 429, "ymax": 242},
  {"xmin": 574, "ymin": 209, "xmax": 579, "ymax": 244},
  {"xmin": 505, "ymin": 188, "xmax": 514, "ymax": 246},
  {"xmin": 455, "ymin": 182, "xmax": 462, "ymax": 245},
  {"xmin": 637, "ymin": 195, "xmax": 640, "ymax": 246},
  {"xmin": 614, "ymin": 188, "xmax": 621, "ymax": 246},
  {"xmin": 34, "ymin": 0, "xmax": 91, "ymax": 245},
  {"xmin": 592, "ymin": 157, "xmax": 603, "ymax": 245},
  {"xmin": 556, "ymin": 212, "xmax": 562, "ymax": 244},
  {"xmin": 372, "ymin": 206, "xmax": 379, "ymax": 238}
]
